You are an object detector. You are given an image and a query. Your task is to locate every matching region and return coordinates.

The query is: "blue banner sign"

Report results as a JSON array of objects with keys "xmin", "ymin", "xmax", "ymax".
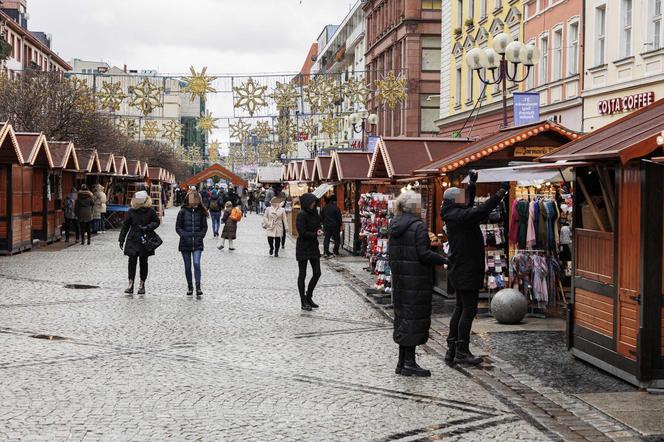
[{"xmin": 513, "ymin": 92, "xmax": 540, "ymax": 126}]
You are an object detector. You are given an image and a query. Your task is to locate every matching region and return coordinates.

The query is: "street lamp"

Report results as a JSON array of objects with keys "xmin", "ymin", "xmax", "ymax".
[
  {"xmin": 305, "ymin": 137, "xmax": 320, "ymax": 158},
  {"xmin": 465, "ymin": 32, "xmax": 541, "ymax": 128},
  {"xmin": 350, "ymin": 110, "xmax": 379, "ymax": 151}
]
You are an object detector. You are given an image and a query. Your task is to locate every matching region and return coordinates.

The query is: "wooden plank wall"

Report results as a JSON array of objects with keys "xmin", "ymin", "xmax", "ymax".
[
  {"xmin": 574, "ymin": 288, "xmax": 614, "ymax": 337},
  {"xmin": 0, "ymin": 165, "xmax": 7, "ymax": 242},
  {"xmin": 575, "ymin": 229, "xmax": 614, "ymax": 283}
]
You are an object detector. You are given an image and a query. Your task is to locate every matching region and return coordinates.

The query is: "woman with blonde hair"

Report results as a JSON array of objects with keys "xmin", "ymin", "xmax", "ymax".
[
  {"xmin": 176, "ymin": 191, "xmax": 209, "ymax": 298},
  {"xmin": 389, "ymin": 190, "xmax": 446, "ymax": 377},
  {"xmin": 119, "ymin": 190, "xmax": 160, "ymax": 295}
]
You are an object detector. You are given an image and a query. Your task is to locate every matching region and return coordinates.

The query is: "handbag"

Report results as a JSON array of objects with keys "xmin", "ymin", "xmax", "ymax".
[{"xmin": 141, "ymin": 230, "xmax": 163, "ymax": 252}]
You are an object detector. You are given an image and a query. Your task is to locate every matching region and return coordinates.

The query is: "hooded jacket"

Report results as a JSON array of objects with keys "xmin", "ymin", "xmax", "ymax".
[
  {"xmin": 296, "ymin": 193, "xmax": 321, "ymax": 260},
  {"xmin": 92, "ymin": 187, "xmax": 107, "ymax": 219},
  {"xmin": 440, "ymin": 185, "xmax": 505, "ymax": 291},
  {"xmin": 176, "ymin": 205, "xmax": 208, "ymax": 252},
  {"xmin": 209, "ymin": 192, "xmax": 222, "ymax": 212},
  {"xmin": 75, "ymin": 190, "xmax": 94, "ymax": 222},
  {"xmin": 119, "ymin": 196, "xmax": 160, "ymax": 257},
  {"xmin": 263, "ymin": 203, "xmax": 287, "ymax": 237},
  {"xmin": 389, "ymin": 213, "xmax": 446, "ymax": 346},
  {"xmin": 320, "ymin": 200, "xmax": 342, "ymax": 231}
]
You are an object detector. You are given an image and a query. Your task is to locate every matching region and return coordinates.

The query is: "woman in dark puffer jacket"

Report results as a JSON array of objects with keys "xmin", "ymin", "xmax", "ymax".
[
  {"xmin": 389, "ymin": 191, "xmax": 446, "ymax": 377},
  {"xmin": 176, "ymin": 191, "xmax": 209, "ymax": 298},
  {"xmin": 296, "ymin": 193, "xmax": 322, "ymax": 311}
]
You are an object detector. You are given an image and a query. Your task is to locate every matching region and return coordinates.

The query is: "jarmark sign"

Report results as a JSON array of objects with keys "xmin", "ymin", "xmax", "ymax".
[{"xmin": 598, "ymin": 92, "xmax": 655, "ymax": 115}]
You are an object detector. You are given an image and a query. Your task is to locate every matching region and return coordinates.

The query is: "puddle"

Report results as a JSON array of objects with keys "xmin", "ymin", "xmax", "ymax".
[
  {"xmin": 30, "ymin": 334, "xmax": 66, "ymax": 341},
  {"xmin": 64, "ymin": 284, "xmax": 100, "ymax": 290}
]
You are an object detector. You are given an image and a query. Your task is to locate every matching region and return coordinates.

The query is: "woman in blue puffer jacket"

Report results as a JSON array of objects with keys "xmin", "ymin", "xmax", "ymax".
[{"xmin": 176, "ymin": 191, "xmax": 209, "ymax": 298}]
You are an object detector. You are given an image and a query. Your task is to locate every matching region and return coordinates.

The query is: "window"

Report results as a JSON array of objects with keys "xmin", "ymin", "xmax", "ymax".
[
  {"xmin": 421, "ymin": 36, "xmax": 441, "ymax": 71},
  {"xmin": 568, "ymin": 22, "xmax": 579, "ymax": 74},
  {"xmin": 480, "ymin": 0, "xmax": 487, "ymax": 18},
  {"xmin": 540, "ymin": 35, "xmax": 549, "ymax": 84},
  {"xmin": 552, "ymin": 28, "xmax": 562, "ymax": 80},
  {"xmin": 650, "ymin": 0, "xmax": 663, "ymax": 50},
  {"xmin": 457, "ymin": 0, "xmax": 463, "ymax": 25},
  {"xmin": 524, "ymin": 2, "xmax": 529, "ymax": 19},
  {"xmin": 455, "ymin": 67, "xmax": 462, "ymax": 106},
  {"xmin": 494, "ymin": 0, "xmax": 501, "ymax": 10},
  {"xmin": 467, "ymin": 67, "xmax": 474, "ymax": 103},
  {"xmin": 422, "ymin": 0, "xmax": 442, "ymax": 10},
  {"xmin": 421, "ymin": 95, "xmax": 440, "ymax": 132},
  {"xmin": 621, "ymin": 0, "xmax": 633, "ymax": 57},
  {"xmin": 468, "ymin": 0, "xmax": 475, "ymax": 19},
  {"xmin": 595, "ymin": 5, "xmax": 606, "ymax": 65}
]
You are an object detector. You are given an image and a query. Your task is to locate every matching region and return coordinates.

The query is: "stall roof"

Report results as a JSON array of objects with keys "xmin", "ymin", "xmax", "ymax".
[
  {"xmin": 126, "ymin": 160, "xmax": 142, "ymax": 177},
  {"xmin": 543, "ymin": 98, "xmax": 664, "ymax": 163},
  {"xmin": 15, "ymin": 132, "xmax": 53, "ymax": 168},
  {"xmin": 415, "ymin": 121, "xmax": 579, "ymax": 174},
  {"xmin": 257, "ymin": 166, "xmax": 283, "ymax": 184},
  {"xmin": 458, "ymin": 162, "xmax": 589, "ymax": 185},
  {"xmin": 0, "ymin": 122, "xmax": 25, "ymax": 164},
  {"xmin": 48, "ymin": 141, "xmax": 79, "ymax": 171},
  {"xmin": 148, "ymin": 167, "xmax": 163, "ymax": 182},
  {"xmin": 328, "ymin": 151, "xmax": 372, "ymax": 180},
  {"xmin": 368, "ymin": 137, "xmax": 472, "ymax": 179},
  {"xmin": 312, "ymin": 156, "xmax": 332, "ymax": 181},
  {"xmin": 141, "ymin": 161, "xmax": 150, "ymax": 178},
  {"xmin": 286, "ymin": 161, "xmax": 299, "ymax": 181},
  {"xmin": 114, "ymin": 156, "xmax": 128, "ymax": 176},
  {"xmin": 77, "ymin": 148, "xmax": 102, "ymax": 173},
  {"xmin": 98, "ymin": 153, "xmax": 117, "ymax": 174},
  {"xmin": 299, "ymin": 159, "xmax": 316, "ymax": 182}
]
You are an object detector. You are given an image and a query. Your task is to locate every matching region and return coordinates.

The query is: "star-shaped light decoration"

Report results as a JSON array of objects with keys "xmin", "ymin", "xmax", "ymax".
[
  {"xmin": 304, "ymin": 75, "xmax": 339, "ymax": 114},
  {"xmin": 229, "ymin": 119, "xmax": 251, "ymax": 143},
  {"xmin": 375, "ymin": 71, "xmax": 408, "ymax": 109},
  {"xmin": 161, "ymin": 119, "xmax": 182, "ymax": 145},
  {"xmin": 182, "ymin": 66, "xmax": 217, "ymax": 102},
  {"xmin": 301, "ymin": 117, "xmax": 318, "ymax": 137},
  {"xmin": 320, "ymin": 115, "xmax": 339, "ymax": 140},
  {"xmin": 270, "ymin": 81, "xmax": 300, "ymax": 111},
  {"xmin": 197, "ymin": 111, "xmax": 219, "ymax": 135},
  {"xmin": 142, "ymin": 120, "xmax": 160, "ymax": 139},
  {"xmin": 175, "ymin": 145, "xmax": 186, "ymax": 160},
  {"xmin": 253, "ymin": 120, "xmax": 272, "ymax": 141},
  {"xmin": 233, "ymin": 77, "xmax": 268, "ymax": 116},
  {"xmin": 344, "ymin": 77, "xmax": 372, "ymax": 106},
  {"xmin": 97, "ymin": 81, "xmax": 127, "ymax": 112},
  {"xmin": 275, "ymin": 116, "xmax": 296, "ymax": 142},
  {"xmin": 129, "ymin": 77, "xmax": 163, "ymax": 116},
  {"xmin": 208, "ymin": 140, "xmax": 220, "ymax": 163},
  {"xmin": 117, "ymin": 118, "xmax": 138, "ymax": 137}
]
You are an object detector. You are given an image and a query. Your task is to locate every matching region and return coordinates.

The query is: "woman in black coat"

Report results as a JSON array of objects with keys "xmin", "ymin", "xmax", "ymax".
[
  {"xmin": 119, "ymin": 191, "xmax": 160, "ymax": 295},
  {"xmin": 296, "ymin": 193, "xmax": 322, "ymax": 311},
  {"xmin": 389, "ymin": 191, "xmax": 446, "ymax": 377},
  {"xmin": 176, "ymin": 191, "xmax": 209, "ymax": 298}
]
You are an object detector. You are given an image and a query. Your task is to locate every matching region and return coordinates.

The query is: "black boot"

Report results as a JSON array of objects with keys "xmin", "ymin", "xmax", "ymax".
[
  {"xmin": 395, "ymin": 346, "xmax": 405, "ymax": 374},
  {"xmin": 300, "ymin": 294, "xmax": 312, "ymax": 311},
  {"xmin": 306, "ymin": 292, "xmax": 319, "ymax": 308},
  {"xmin": 124, "ymin": 279, "xmax": 134, "ymax": 295},
  {"xmin": 196, "ymin": 284, "xmax": 203, "ymax": 299},
  {"xmin": 445, "ymin": 337, "xmax": 457, "ymax": 363},
  {"xmin": 454, "ymin": 341, "xmax": 482, "ymax": 366},
  {"xmin": 400, "ymin": 346, "xmax": 431, "ymax": 377},
  {"xmin": 137, "ymin": 280, "xmax": 146, "ymax": 295},
  {"xmin": 186, "ymin": 285, "xmax": 193, "ymax": 296}
]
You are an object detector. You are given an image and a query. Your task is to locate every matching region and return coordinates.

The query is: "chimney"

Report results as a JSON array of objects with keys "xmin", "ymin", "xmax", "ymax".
[{"xmin": 123, "ymin": 64, "xmax": 127, "ymax": 73}]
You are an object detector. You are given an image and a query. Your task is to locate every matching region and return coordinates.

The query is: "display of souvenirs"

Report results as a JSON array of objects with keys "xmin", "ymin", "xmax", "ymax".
[{"xmin": 359, "ymin": 193, "xmax": 393, "ymax": 293}]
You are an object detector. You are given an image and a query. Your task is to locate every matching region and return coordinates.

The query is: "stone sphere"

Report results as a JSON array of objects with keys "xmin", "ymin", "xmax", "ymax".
[{"xmin": 491, "ymin": 288, "xmax": 528, "ymax": 324}]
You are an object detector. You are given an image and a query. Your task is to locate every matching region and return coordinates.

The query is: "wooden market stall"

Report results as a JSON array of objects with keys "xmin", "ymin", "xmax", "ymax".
[
  {"xmin": 96, "ymin": 153, "xmax": 118, "ymax": 189},
  {"xmin": 76, "ymin": 148, "xmax": 102, "ymax": 187},
  {"xmin": 540, "ymin": 100, "xmax": 664, "ymax": 388},
  {"xmin": 312, "ymin": 156, "xmax": 332, "ymax": 183}
]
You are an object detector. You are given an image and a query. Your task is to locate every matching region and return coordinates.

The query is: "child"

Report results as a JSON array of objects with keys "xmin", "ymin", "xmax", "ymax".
[{"xmin": 218, "ymin": 201, "xmax": 239, "ymax": 251}]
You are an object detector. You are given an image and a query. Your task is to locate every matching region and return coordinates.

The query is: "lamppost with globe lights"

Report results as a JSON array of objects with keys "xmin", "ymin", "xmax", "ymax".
[
  {"xmin": 305, "ymin": 137, "xmax": 323, "ymax": 159},
  {"xmin": 465, "ymin": 32, "xmax": 541, "ymax": 128},
  {"xmin": 349, "ymin": 110, "xmax": 379, "ymax": 151}
]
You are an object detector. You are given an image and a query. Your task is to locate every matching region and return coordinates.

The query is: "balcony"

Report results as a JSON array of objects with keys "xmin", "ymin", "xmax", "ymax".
[{"xmin": 346, "ymin": 22, "xmax": 365, "ymax": 49}]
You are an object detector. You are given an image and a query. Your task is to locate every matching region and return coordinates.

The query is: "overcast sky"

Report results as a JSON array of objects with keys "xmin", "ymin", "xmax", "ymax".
[{"xmin": 28, "ymin": 0, "xmax": 355, "ymax": 146}]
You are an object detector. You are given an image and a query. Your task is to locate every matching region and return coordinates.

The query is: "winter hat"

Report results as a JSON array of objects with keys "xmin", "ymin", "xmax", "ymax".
[{"xmin": 134, "ymin": 190, "xmax": 148, "ymax": 202}]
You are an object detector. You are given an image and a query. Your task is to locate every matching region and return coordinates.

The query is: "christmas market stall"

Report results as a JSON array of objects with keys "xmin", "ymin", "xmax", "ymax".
[
  {"xmin": 96, "ymin": 152, "xmax": 118, "ymax": 189},
  {"xmin": 148, "ymin": 167, "xmax": 165, "ymax": 219},
  {"xmin": 256, "ymin": 166, "xmax": 284, "ymax": 186},
  {"xmin": 539, "ymin": 99, "xmax": 664, "ymax": 388},
  {"xmin": 312, "ymin": 156, "xmax": 332, "ymax": 184},
  {"xmin": 108, "ymin": 155, "xmax": 129, "ymax": 206},
  {"xmin": 76, "ymin": 148, "xmax": 102, "ymax": 186}
]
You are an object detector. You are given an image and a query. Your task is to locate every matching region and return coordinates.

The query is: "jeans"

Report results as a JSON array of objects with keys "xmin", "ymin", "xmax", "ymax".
[
  {"xmin": 128, "ymin": 256, "xmax": 149, "ymax": 281},
  {"xmin": 268, "ymin": 236, "xmax": 281, "ymax": 255},
  {"xmin": 211, "ymin": 212, "xmax": 221, "ymax": 236},
  {"xmin": 447, "ymin": 289, "xmax": 480, "ymax": 345},
  {"xmin": 297, "ymin": 258, "xmax": 321, "ymax": 297},
  {"xmin": 98, "ymin": 217, "xmax": 106, "ymax": 232},
  {"xmin": 181, "ymin": 250, "xmax": 203, "ymax": 287},
  {"xmin": 64, "ymin": 218, "xmax": 79, "ymax": 242},
  {"xmin": 79, "ymin": 221, "xmax": 91, "ymax": 244},
  {"xmin": 323, "ymin": 229, "xmax": 340, "ymax": 255}
]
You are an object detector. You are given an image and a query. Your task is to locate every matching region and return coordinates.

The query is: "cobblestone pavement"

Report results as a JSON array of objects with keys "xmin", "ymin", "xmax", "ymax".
[{"xmin": 0, "ymin": 210, "xmax": 631, "ymax": 441}]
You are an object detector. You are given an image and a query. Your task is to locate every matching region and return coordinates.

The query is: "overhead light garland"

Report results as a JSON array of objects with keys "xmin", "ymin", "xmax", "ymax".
[
  {"xmin": 141, "ymin": 120, "xmax": 160, "ymax": 139},
  {"xmin": 275, "ymin": 116, "xmax": 296, "ymax": 142},
  {"xmin": 320, "ymin": 115, "xmax": 339, "ymax": 140},
  {"xmin": 161, "ymin": 119, "xmax": 182, "ymax": 145},
  {"xmin": 117, "ymin": 118, "xmax": 138, "ymax": 137},
  {"xmin": 304, "ymin": 75, "xmax": 339, "ymax": 114},
  {"xmin": 97, "ymin": 81, "xmax": 127, "ymax": 112},
  {"xmin": 182, "ymin": 66, "xmax": 217, "ymax": 102},
  {"xmin": 129, "ymin": 77, "xmax": 163, "ymax": 116},
  {"xmin": 197, "ymin": 111, "xmax": 219, "ymax": 135},
  {"xmin": 229, "ymin": 119, "xmax": 251, "ymax": 143},
  {"xmin": 270, "ymin": 81, "xmax": 300, "ymax": 111},
  {"xmin": 375, "ymin": 71, "xmax": 408, "ymax": 109},
  {"xmin": 301, "ymin": 117, "xmax": 318, "ymax": 137},
  {"xmin": 233, "ymin": 77, "xmax": 268, "ymax": 116},
  {"xmin": 344, "ymin": 77, "xmax": 371, "ymax": 106},
  {"xmin": 253, "ymin": 120, "xmax": 272, "ymax": 141}
]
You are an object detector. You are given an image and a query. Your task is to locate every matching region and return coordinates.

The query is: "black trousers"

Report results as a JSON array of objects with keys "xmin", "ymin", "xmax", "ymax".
[
  {"xmin": 64, "ymin": 218, "xmax": 79, "ymax": 242},
  {"xmin": 297, "ymin": 258, "xmax": 321, "ymax": 297},
  {"xmin": 267, "ymin": 237, "xmax": 281, "ymax": 255},
  {"xmin": 128, "ymin": 256, "xmax": 149, "ymax": 281},
  {"xmin": 323, "ymin": 229, "xmax": 340, "ymax": 255},
  {"xmin": 281, "ymin": 221, "xmax": 287, "ymax": 248},
  {"xmin": 447, "ymin": 289, "xmax": 479, "ymax": 344},
  {"xmin": 79, "ymin": 221, "xmax": 91, "ymax": 243}
]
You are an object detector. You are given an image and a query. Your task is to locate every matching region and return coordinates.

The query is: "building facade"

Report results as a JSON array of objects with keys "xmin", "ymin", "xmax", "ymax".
[
  {"xmin": 583, "ymin": 0, "xmax": 664, "ymax": 131},
  {"xmin": 523, "ymin": 0, "xmax": 583, "ymax": 131},
  {"xmin": 437, "ymin": 0, "xmax": 524, "ymax": 137},
  {"xmin": 364, "ymin": 0, "xmax": 442, "ymax": 137}
]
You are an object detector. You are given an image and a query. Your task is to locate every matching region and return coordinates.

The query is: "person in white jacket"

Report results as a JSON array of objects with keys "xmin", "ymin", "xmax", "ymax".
[
  {"xmin": 262, "ymin": 197, "xmax": 288, "ymax": 257},
  {"xmin": 92, "ymin": 184, "xmax": 108, "ymax": 234}
]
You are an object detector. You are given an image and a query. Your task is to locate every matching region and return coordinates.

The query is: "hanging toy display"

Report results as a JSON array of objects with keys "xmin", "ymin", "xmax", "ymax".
[{"xmin": 359, "ymin": 193, "xmax": 394, "ymax": 293}]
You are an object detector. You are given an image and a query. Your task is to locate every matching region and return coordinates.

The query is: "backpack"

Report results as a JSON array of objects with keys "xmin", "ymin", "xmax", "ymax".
[
  {"xmin": 209, "ymin": 199, "xmax": 221, "ymax": 212},
  {"xmin": 230, "ymin": 207, "xmax": 243, "ymax": 222}
]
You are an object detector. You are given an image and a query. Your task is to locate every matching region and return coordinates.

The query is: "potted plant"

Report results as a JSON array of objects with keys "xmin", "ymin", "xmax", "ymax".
[
  {"xmin": 454, "ymin": 27, "xmax": 462, "ymax": 38},
  {"xmin": 464, "ymin": 18, "xmax": 475, "ymax": 28}
]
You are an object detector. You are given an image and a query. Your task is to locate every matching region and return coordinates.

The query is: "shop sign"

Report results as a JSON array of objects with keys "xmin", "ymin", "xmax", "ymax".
[
  {"xmin": 598, "ymin": 91, "xmax": 655, "ymax": 115},
  {"xmin": 514, "ymin": 147, "xmax": 556, "ymax": 157},
  {"xmin": 513, "ymin": 92, "xmax": 540, "ymax": 126},
  {"xmin": 367, "ymin": 135, "xmax": 380, "ymax": 153}
]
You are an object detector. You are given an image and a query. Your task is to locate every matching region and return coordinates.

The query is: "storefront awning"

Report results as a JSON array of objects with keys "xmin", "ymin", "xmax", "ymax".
[{"xmin": 460, "ymin": 162, "xmax": 588, "ymax": 186}]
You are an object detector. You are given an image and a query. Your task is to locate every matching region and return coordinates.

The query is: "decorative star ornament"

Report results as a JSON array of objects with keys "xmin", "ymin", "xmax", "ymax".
[
  {"xmin": 344, "ymin": 77, "xmax": 372, "ymax": 106},
  {"xmin": 129, "ymin": 77, "xmax": 163, "ymax": 116},
  {"xmin": 304, "ymin": 75, "xmax": 339, "ymax": 114},
  {"xmin": 97, "ymin": 81, "xmax": 127, "ymax": 112},
  {"xmin": 270, "ymin": 81, "xmax": 300, "ymax": 111},
  {"xmin": 117, "ymin": 118, "xmax": 138, "ymax": 137},
  {"xmin": 375, "ymin": 72, "xmax": 408, "ymax": 109},
  {"xmin": 320, "ymin": 115, "xmax": 339, "ymax": 140},
  {"xmin": 182, "ymin": 66, "xmax": 217, "ymax": 102},
  {"xmin": 253, "ymin": 120, "xmax": 272, "ymax": 141},
  {"xmin": 275, "ymin": 116, "xmax": 296, "ymax": 142},
  {"xmin": 197, "ymin": 111, "xmax": 219, "ymax": 135},
  {"xmin": 301, "ymin": 117, "xmax": 318, "ymax": 137},
  {"xmin": 233, "ymin": 77, "xmax": 268, "ymax": 116},
  {"xmin": 208, "ymin": 140, "xmax": 220, "ymax": 163},
  {"xmin": 161, "ymin": 119, "xmax": 182, "ymax": 145},
  {"xmin": 229, "ymin": 119, "xmax": 251, "ymax": 143},
  {"xmin": 142, "ymin": 120, "xmax": 160, "ymax": 139}
]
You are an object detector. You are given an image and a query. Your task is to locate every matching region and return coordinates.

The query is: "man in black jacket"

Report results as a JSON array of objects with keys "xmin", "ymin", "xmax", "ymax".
[
  {"xmin": 320, "ymin": 195, "xmax": 342, "ymax": 257},
  {"xmin": 441, "ymin": 171, "xmax": 508, "ymax": 365}
]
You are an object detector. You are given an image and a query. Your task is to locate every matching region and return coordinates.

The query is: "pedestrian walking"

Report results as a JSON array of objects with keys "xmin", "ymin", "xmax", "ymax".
[
  {"xmin": 262, "ymin": 197, "xmax": 288, "ymax": 257},
  {"xmin": 176, "ymin": 191, "xmax": 209, "ymax": 298},
  {"xmin": 200, "ymin": 186, "xmax": 211, "ymax": 209},
  {"xmin": 63, "ymin": 186, "xmax": 79, "ymax": 243},
  {"xmin": 280, "ymin": 198, "xmax": 290, "ymax": 250},
  {"xmin": 118, "ymin": 190, "xmax": 160, "ymax": 295},
  {"xmin": 208, "ymin": 190, "xmax": 223, "ymax": 238},
  {"xmin": 75, "ymin": 184, "xmax": 94, "ymax": 245},
  {"xmin": 389, "ymin": 191, "xmax": 447, "ymax": 377},
  {"xmin": 320, "ymin": 194, "xmax": 342, "ymax": 257},
  {"xmin": 240, "ymin": 189, "xmax": 249, "ymax": 217},
  {"xmin": 441, "ymin": 172, "xmax": 508, "ymax": 366},
  {"xmin": 248, "ymin": 190, "xmax": 256, "ymax": 214},
  {"xmin": 295, "ymin": 193, "xmax": 322, "ymax": 311},
  {"xmin": 92, "ymin": 184, "xmax": 107, "ymax": 234},
  {"xmin": 218, "ymin": 201, "xmax": 240, "ymax": 251}
]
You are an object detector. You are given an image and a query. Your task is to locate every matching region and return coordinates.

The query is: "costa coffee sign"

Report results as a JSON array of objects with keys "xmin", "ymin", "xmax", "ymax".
[{"xmin": 598, "ymin": 92, "xmax": 655, "ymax": 115}]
